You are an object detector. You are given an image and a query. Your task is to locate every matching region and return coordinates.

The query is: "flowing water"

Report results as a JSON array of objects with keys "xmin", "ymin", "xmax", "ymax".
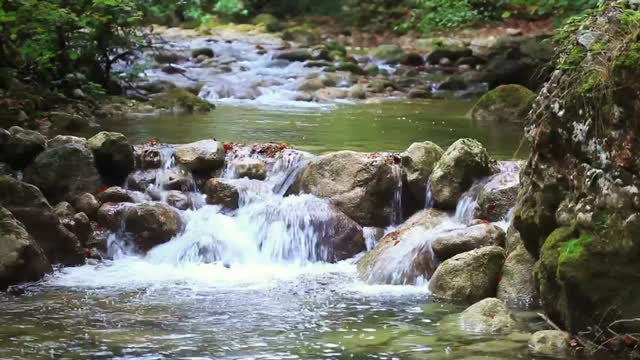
[{"xmin": 1, "ymin": 30, "xmax": 548, "ymax": 359}]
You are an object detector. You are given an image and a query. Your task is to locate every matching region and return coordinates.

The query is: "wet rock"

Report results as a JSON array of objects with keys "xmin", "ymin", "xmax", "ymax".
[
  {"xmin": 428, "ymin": 139, "xmax": 493, "ymax": 209},
  {"xmin": 315, "ymin": 88, "xmax": 348, "ymax": 100},
  {"xmin": 470, "ymin": 85, "xmax": 536, "ymax": 123},
  {"xmin": 232, "ymin": 159, "xmax": 267, "ymax": 180},
  {"xmin": 0, "ymin": 176, "xmax": 84, "ymax": 265},
  {"xmin": 315, "ymin": 204, "xmax": 366, "ymax": 262},
  {"xmin": 299, "ymin": 77, "xmax": 325, "ymax": 92},
  {"xmin": 459, "ymin": 298, "xmax": 516, "ymax": 334},
  {"xmin": 48, "ymin": 135, "xmax": 87, "ymax": 148},
  {"xmin": 126, "ymin": 169, "xmax": 193, "ymax": 192},
  {"xmin": 175, "ymin": 140, "xmax": 225, "ymax": 174},
  {"xmin": 52, "ymin": 201, "xmax": 75, "ymax": 220},
  {"xmin": 123, "ymin": 203, "xmax": 183, "ymax": 252},
  {"xmin": 191, "ymin": 47, "xmax": 214, "ymax": 59},
  {"xmin": 96, "ymin": 186, "xmax": 134, "ymax": 204},
  {"xmin": 161, "ymin": 64, "xmax": 187, "ymax": 75},
  {"xmin": 290, "ymin": 151, "xmax": 397, "ymax": 227},
  {"xmin": 154, "ymin": 51, "xmax": 186, "ymax": 64},
  {"xmin": 49, "ymin": 111, "xmax": 90, "ymax": 131},
  {"xmin": 0, "ymin": 162, "xmax": 14, "ymax": 177},
  {"xmin": 88, "ymin": 132, "xmax": 135, "ymax": 186},
  {"xmin": 149, "ymin": 88, "xmax": 213, "ymax": 114},
  {"xmin": 23, "ymin": 143, "xmax": 102, "ymax": 205},
  {"xmin": 358, "ymin": 209, "xmax": 449, "ymax": 284},
  {"xmin": 74, "ymin": 193, "xmax": 101, "ymax": 220},
  {"xmin": 475, "ymin": 164, "xmax": 520, "ymax": 222},
  {"xmin": 166, "ymin": 190, "xmax": 193, "ymax": 211},
  {"xmin": 408, "ymin": 88, "xmax": 431, "ymax": 99},
  {"xmin": 372, "ymin": 44, "xmax": 405, "ymax": 64},
  {"xmin": 427, "ymin": 46, "xmax": 473, "ymax": 65},
  {"xmin": 96, "ymin": 202, "xmax": 130, "ymax": 231},
  {"xmin": 252, "ymin": 13, "xmax": 284, "ymax": 32},
  {"xmin": 276, "ymin": 49, "xmax": 312, "ymax": 62},
  {"xmin": 497, "ymin": 243, "xmax": 539, "ymax": 308},
  {"xmin": 137, "ymin": 80, "xmax": 176, "ymax": 95},
  {"xmin": 0, "ymin": 206, "xmax": 51, "ymax": 290},
  {"xmin": 428, "ymin": 246, "xmax": 506, "ymax": 304},
  {"xmin": 0, "ymin": 126, "xmax": 46, "ymax": 170},
  {"xmin": 71, "ymin": 212, "xmax": 93, "ymax": 247},
  {"xmin": 134, "ymin": 144, "xmax": 167, "ymax": 169},
  {"xmin": 528, "ymin": 330, "xmax": 570, "ymax": 358},
  {"xmin": 205, "ymin": 178, "xmax": 240, "ymax": 210},
  {"xmin": 400, "ymin": 141, "xmax": 444, "ymax": 203},
  {"xmin": 401, "ymin": 53, "xmax": 425, "ymax": 67},
  {"xmin": 282, "ymin": 27, "xmax": 321, "ymax": 47},
  {"xmin": 348, "ymin": 85, "xmax": 366, "ymax": 99},
  {"xmin": 336, "ymin": 62, "xmax": 366, "ymax": 75},
  {"xmin": 431, "ymin": 223, "xmax": 505, "ymax": 261}
]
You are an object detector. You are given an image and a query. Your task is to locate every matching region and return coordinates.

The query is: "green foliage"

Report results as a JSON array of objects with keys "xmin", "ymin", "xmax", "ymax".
[{"xmin": 413, "ymin": 0, "xmax": 481, "ymax": 30}]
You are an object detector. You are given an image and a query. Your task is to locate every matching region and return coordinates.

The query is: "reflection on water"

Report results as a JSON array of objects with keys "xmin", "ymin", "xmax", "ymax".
[
  {"xmin": 0, "ymin": 263, "xmax": 547, "ymax": 359},
  {"xmin": 85, "ymin": 100, "xmax": 525, "ymax": 158}
]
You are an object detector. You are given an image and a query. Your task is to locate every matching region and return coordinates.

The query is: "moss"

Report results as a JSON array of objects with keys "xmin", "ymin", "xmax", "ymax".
[
  {"xmin": 559, "ymin": 46, "xmax": 586, "ymax": 70},
  {"xmin": 149, "ymin": 88, "xmax": 214, "ymax": 113},
  {"xmin": 614, "ymin": 43, "xmax": 640, "ymax": 69},
  {"xmin": 577, "ymin": 71, "xmax": 603, "ymax": 95},
  {"xmin": 470, "ymin": 85, "xmax": 536, "ymax": 123},
  {"xmin": 559, "ymin": 233, "xmax": 593, "ymax": 262},
  {"xmin": 619, "ymin": 9, "xmax": 640, "ymax": 31}
]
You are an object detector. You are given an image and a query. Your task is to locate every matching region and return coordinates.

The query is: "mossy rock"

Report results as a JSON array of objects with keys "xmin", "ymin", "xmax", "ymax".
[
  {"xmin": 150, "ymin": 88, "xmax": 214, "ymax": 114},
  {"xmin": 282, "ymin": 26, "xmax": 321, "ymax": 47},
  {"xmin": 372, "ymin": 44, "xmax": 405, "ymax": 64},
  {"xmin": 252, "ymin": 13, "xmax": 285, "ymax": 32},
  {"xmin": 470, "ymin": 85, "xmax": 536, "ymax": 123}
]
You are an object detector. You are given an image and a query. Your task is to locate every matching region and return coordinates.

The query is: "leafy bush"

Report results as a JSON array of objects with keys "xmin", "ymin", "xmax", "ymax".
[{"xmin": 413, "ymin": 0, "xmax": 481, "ymax": 30}]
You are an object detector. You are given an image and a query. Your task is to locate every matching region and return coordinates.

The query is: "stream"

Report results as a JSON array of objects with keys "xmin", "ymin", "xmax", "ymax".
[{"xmin": 0, "ymin": 28, "xmax": 546, "ymax": 359}]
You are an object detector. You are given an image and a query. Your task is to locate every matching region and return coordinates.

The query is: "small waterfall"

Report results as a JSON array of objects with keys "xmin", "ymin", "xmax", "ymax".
[
  {"xmin": 391, "ymin": 164, "xmax": 403, "ymax": 225},
  {"xmin": 424, "ymin": 182, "xmax": 434, "ymax": 209},
  {"xmin": 454, "ymin": 187, "xmax": 481, "ymax": 225}
]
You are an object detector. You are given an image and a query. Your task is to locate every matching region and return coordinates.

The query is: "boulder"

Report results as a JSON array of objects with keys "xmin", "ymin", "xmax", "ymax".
[
  {"xmin": 428, "ymin": 139, "xmax": 493, "ymax": 209},
  {"xmin": 408, "ymin": 88, "xmax": 431, "ymax": 99},
  {"xmin": 252, "ymin": 13, "xmax": 284, "ymax": 32},
  {"xmin": 282, "ymin": 27, "xmax": 321, "ymax": 47},
  {"xmin": 358, "ymin": 209, "xmax": 449, "ymax": 284},
  {"xmin": 96, "ymin": 202, "xmax": 130, "ymax": 231},
  {"xmin": 431, "ymin": 223, "xmax": 505, "ymax": 261},
  {"xmin": 0, "ymin": 206, "xmax": 51, "ymax": 289},
  {"xmin": 426, "ymin": 46, "xmax": 473, "ymax": 65},
  {"xmin": 49, "ymin": 111, "xmax": 90, "ymax": 130},
  {"xmin": 470, "ymin": 85, "xmax": 536, "ymax": 123},
  {"xmin": 497, "ymin": 243, "xmax": 539, "ymax": 308},
  {"xmin": 528, "ymin": 330, "xmax": 570, "ymax": 358},
  {"xmin": 400, "ymin": 141, "xmax": 444, "ymax": 203},
  {"xmin": 372, "ymin": 44, "xmax": 405, "ymax": 64},
  {"xmin": 348, "ymin": 85, "xmax": 367, "ymax": 99},
  {"xmin": 428, "ymin": 246, "xmax": 506, "ymax": 304},
  {"xmin": 276, "ymin": 49, "xmax": 312, "ymax": 62},
  {"xmin": 23, "ymin": 143, "xmax": 102, "ymax": 204},
  {"xmin": 298, "ymin": 78, "xmax": 325, "ymax": 92},
  {"xmin": 149, "ymin": 88, "xmax": 213, "ymax": 114},
  {"xmin": 205, "ymin": 178, "xmax": 240, "ymax": 210},
  {"xmin": 0, "ymin": 176, "xmax": 84, "ymax": 265},
  {"xmin": 52, "ymin": 201, "xmax": 75, "ymax": 220},
  {"xmin": 126, "ymin": 169, "xmax": 193, "ymax": 192},
  {"xmin": 123, "ymin": 203, "xmax": 183, "ymax": 252},
  {"xmin": 174, "ymin": 140, "xmax": 225, "ymax": 173},
  {"xmin": 401, "ymin": 53, "xmax": 425, "ymax": 67},
  {"xmin": 0, "ymin": 126, "xmax": 46, "ymax": 170},
  {"xmin": 88, "ymin": 132, "xmax": 135, "ymax": 186},
  {"xmin": 133, "ymin": 144, "xmax": 170, "ymax": 169},
  {"xmin": 476, "ymin": 164, "xmax": 520, "ymax": 222},
  {"xmin": 459, "ymin": 298, "xmax": 516, "ymax": 334},
  {"xmin": 74, "ymin": 193, "xmax": 101, "ymax": 220},
  {"xmin": 48, "ymin": 135, "xmax": 87, "ymax": 148},
  {"xmin": 165, "ymin": 190, "xmax": 192, "ymax": 211},
  {"xmin": 232, "ymin": 159, "xmax": 267, "ymax": 180},
  {"xmin": 290, "ymin": 151, "xmax": 396, "ymax": 227},
  {"xmin": 0, "ymin": 162, "xmax": 14, "ymax": 177},
  {"xmin": 96, "ymin": 186, "xmax": 134, "ymax": 204},
  {"xmin": 71, "ymin": 212, "xmax": 93, "ymax": 247},
  {"xmin": 315, "ymin": 87, "xmax": 348, "ymax": 101},
  {"xmin": 191, "ymin": 47, "xmax": 214, "ymax": 59}
]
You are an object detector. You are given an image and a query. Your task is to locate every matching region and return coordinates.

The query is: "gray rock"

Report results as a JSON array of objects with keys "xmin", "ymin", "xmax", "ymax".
[
  {"xmin": 428, "ymin": 246, "xmax": 506, "ymax": 304},
  {"xmin": 174, "ymin": 140, "xmax": 225, "ymax": 173},
  {"xmin": 0, "ymin": 126, "xmax": 46, "ymax": 170},
  {"xmin": 400, "ymin": 141, "xmax": 444, "ymax": 203},
  {"xmin": 428, "ymin": 139, "xmax": 493, "ymax": 209},
  {"xmin": 166, "ymin": 190, "xmax": 193, "ymax": 210},
  {"xmin": 96, "ymin": 186, "xmax": 134, "ymax": 204},
  {"xmin": 123, "ymin": 202, "xmax": 183, "ymax": 252},
  {"xmin": 23, "ymin": 143, "xmax": 102, "ymax": 204},
  {"xmin": 290, "ymin": 151, "xmax": 396, "ymax": 227},
  {"xmin": 497, "ymin": 243, "xmax": 539, "ymax": 308},
  {"xmin": 205, "ymin": 178, "xmax": 240, "ymax": 210},
  {"xmin": 232, "ymin": 159, "xmax": 267, "ymax": 180},
  {"xmin": 528, "ymin": 330, "xmax": 570, "ymax": 358},
  {"xmin": 74, "ymin": 193, "xmax": 101, "ymax": 220},
  {"xmin": 88, "ymin": 132, "xmax": 135, "ymax": 186},
  {"xmin": 432, "ymin": 223, "xmax": 505, "ymax": 261},
  {"xmin": 0, "ymin": 206, "xmax": 51, "ymax": 289},
  {"xmin": 459, "ymin": 298, "xmax": 516, "ymax": 334}
]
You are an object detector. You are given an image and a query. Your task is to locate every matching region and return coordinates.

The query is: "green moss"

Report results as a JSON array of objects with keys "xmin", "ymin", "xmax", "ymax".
[
  {"xmin": 559, "ymin": 46, "xmax": 586, "ymax": 70},
  {"xmin": 619, "ymin": 9, "xmax": 640, "ymax": 31},
  {"xmin": 615, "ymin": 43, "xmax": 640, "ymax": 69},
  {"xmin": 559, "ymin": 233, "xmax": 593, "ymax": 261},
  {"xmin": 577, "ymin": 71, "xmax": 602, "ymax": 95},
  {"xmin": 149, "ymin": 88, "xmax": 214, "ymax": 113}
]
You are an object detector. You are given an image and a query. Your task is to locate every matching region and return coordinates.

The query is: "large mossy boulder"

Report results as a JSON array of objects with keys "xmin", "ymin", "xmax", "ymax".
[
  {"xmin": 88, "ymin": 132, "xmax": 135, "ymax": 186},
  {"xmin": 0, "ymin": 206, "xmax": 51, "ymax": 289},
  {"xmin": 0, "ymin": 176, "xmax": 84, "ymax": 265},
  {"xmin": 512, "ymin": 2, "xmax": 640, "ymax": 333},
  {"xmin": 290, "ymin": 151, "xmax": 396, "ymax": 227},
  {"xmin": 470, "ymin": 84, "xmax": 536, "ymax": 123},
  {"xmin": 149, "ymin": 88, "xmax": 213, "ymax": 114},
  {"xmin": 357, "ymin": 209, "xmax": 449, "ymax": 285},
  {"xmin": 23, "ymin": 143, "xmax": 102, "ymax": 204},
  {"xmin": 428, "ymin": 139, "xmax": 493, "ymax": 209},
  {"xmin": 0, "ymin": 126, "xmax": 46, "ymax": 170},
  {"xmin": 400, "ymin": 141, "xmax": 444, "ymax": 204},
  {"xmin": 428, "ymin": 246, "xmax": 506, "ymax": 304},
  {"xmin": 174, "ymin": 139, "xmax": 225, "ymax": 174}
]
